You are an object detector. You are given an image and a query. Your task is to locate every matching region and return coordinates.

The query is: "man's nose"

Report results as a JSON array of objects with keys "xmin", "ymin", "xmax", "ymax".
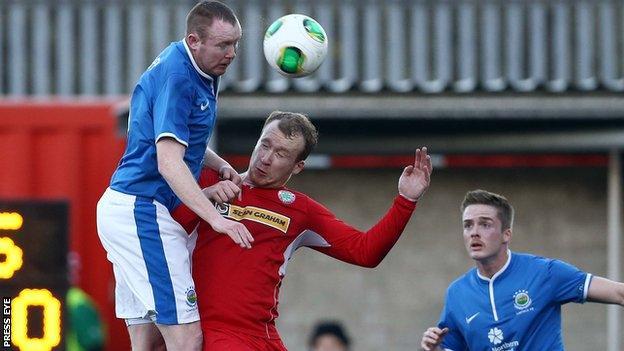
[
  {"xmin": 226, "ymin": 45, "xmax": 236, "ymax": 59},
  {"xmin": 260, "ymin": 152, "xmax": 272, "ymax": 164}
]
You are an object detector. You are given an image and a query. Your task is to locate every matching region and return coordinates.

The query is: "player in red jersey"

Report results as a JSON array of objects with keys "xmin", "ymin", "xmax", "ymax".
[{"xmin": 172, "ymin": 111, "xmax": 432, "ymax": 350}]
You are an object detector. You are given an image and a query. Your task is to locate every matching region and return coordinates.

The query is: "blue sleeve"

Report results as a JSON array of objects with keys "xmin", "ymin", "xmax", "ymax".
[
  {"xmin": 549, "ymin": 258, "xmax": 591, "ymax": 304},
  {"xmin": 437, "ymin": 291, "xmax": 468, "ymax": 351},
  {"xmin": 153, "ymin": 73, "xmax": 194, "ymax": 146}
]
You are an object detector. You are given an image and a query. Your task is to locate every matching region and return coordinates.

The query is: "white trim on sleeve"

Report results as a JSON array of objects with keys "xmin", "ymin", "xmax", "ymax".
[
  {"xmin": 156, "ymin": 132, "xmax": 189, "ymax": 147},
  {"xmin": 583, "ymin": 273, "xmax": 593, "ymax": 301}
]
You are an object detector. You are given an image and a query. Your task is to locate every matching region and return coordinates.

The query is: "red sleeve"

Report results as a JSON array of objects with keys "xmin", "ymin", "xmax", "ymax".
[
  {"xmin": 307, "ymin": 195, "xmax": 417, "ymax": 268},
  {"xmin": 170, "ymin": 168, "xmax": 220, "ymax": 234}
]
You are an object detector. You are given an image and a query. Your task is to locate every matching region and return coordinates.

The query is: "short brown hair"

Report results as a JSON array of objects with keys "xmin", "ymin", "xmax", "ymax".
[
  {"xmin": 461, "ymin": 189, "xmax": 514, "ymax": 230},
  {"xmin": 186, "ymin": 1, "xmax": 239, "ymax": 40},
  {"xmin": 263, "ymin": 111, "xmax": 318, "ymax": 161}
]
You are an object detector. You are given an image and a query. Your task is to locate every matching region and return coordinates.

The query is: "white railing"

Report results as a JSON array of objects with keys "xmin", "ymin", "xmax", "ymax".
[{"xmin": 1, "ymin": 0, "xmax": 623, "ymax": 96}]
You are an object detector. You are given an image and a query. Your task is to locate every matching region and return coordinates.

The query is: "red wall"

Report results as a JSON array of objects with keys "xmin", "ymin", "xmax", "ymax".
[{"xmin": 0, "ymin": 100, "xmax": 129, "ymax": 350}]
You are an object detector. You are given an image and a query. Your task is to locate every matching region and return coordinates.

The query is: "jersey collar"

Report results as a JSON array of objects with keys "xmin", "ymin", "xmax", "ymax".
[
  {"xmin": 182, "ymin": 38, "xmax": 214, "ymax": 82},
  {"xmin": 476, "ymin": 249, "xmax": 512, "ymax": 282}
]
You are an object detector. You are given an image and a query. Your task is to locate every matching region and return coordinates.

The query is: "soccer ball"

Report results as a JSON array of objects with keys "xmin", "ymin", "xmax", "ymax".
[{"xmin": 263, "ymin": 14, "xmax": 328, "ymax": 78}]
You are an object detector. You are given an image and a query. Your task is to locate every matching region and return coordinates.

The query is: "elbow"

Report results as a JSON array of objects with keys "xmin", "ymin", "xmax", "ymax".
[
  {"xmin": 359, "ymin": 251, "xmax": 391, "ymax": 269},
  {"xmin": 359, "ymin": 257, "xmax": 383, "ymax": 269},
  {"xmin": 364, "ymin": 262, "xmax": 381, "ymax": 269},
  {"xmin": 157, "ymin": 154, "xmax": 174, "ymax": 179}
]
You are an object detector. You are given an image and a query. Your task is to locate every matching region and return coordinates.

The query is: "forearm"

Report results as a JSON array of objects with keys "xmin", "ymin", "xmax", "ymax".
[
  {"xmin": 358, "ymin": 195, "xmax": 416, "ymax": 266},
  {"xmin": 203, "ymin": 147, "xmax": 231, "ymax": 172},
  {"xmin": 587, "ymin": 276, "xmax": 624, "ymax": 306},
  {"xmin": 159, "ymin": 154, "xmax": 220, "ymax": 225},
  {"xmin": 316, "ymin": 195, "xmax": 416, "ymax": 268}
]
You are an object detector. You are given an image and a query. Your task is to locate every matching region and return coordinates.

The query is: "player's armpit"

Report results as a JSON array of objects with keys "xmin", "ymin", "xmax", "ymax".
[{"xmin": 587, "ymin": 276, "xmax": 624, "ymax": 306}]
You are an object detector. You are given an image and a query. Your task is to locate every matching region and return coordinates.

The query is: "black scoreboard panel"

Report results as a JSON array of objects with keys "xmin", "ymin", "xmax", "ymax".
[{"xmin": 0, "ymin": 201, "xmax": 68, "ymax": 351}]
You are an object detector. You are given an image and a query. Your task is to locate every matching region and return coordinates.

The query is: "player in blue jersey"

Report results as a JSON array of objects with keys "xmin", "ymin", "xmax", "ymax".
[
  {"xmin": 96, "ymin": 2, "xmax": 252, "ymax": 350},
  {"xmin": 420, "ymin": 189, "xmax": 624, "ymax": 351}
]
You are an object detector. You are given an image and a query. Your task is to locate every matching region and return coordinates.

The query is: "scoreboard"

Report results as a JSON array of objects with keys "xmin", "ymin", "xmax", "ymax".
[{"xmin": 0, "ymin": 201, "xmax": 68, "ymax": 351}]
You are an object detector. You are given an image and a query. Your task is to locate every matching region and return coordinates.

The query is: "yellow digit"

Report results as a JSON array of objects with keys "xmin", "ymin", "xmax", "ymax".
[
  {"xmin": 0, "ymin": 212, "xmax": 23, "ymax": 230},
  {"xmin": 0, "ymin": 237, "xmax": 23, "ymax": 279},
  {"xmin": 12, "ymin": 289, "xmax": 62, "ymax": 351}
]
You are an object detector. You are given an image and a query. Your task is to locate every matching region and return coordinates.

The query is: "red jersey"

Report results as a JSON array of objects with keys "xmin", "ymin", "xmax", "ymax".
[{"xmin": 172, "ymin": 169, "xmax": 417, "ymax": 340}]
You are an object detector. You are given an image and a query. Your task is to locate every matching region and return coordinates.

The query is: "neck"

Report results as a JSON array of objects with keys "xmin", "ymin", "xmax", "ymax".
[
  {"xmin": 476, "ymin": 249, "xmax": 509, "ymax": 278},
  {"xmin": 241, "ymin": 172, "xmax": 255, "ymax": 187}
]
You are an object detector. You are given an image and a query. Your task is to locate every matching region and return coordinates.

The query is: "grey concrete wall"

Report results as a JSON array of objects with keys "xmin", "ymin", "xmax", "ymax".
[{"xmin": 276, "ymin": 168, "xmax": 622, "ymax": 351}]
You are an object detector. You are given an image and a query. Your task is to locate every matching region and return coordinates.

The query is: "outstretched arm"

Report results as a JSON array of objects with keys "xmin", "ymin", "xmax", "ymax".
[
  {"xmin": 309, "ymin": 148, "xmax": 432, "ymax": 267},
  {"xmin": 587, "ymin": 276, "xmax": 624, "ymax": 306}
]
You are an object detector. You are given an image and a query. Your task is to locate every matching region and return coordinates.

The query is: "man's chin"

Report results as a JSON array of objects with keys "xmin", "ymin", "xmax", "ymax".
[
  {"xmin": 210, "ymin": 66, "xmax": 229, "ymax": 76},
  {"xmin": 468, "ymin": 251, "xmax": 484, "ymax": 260}
]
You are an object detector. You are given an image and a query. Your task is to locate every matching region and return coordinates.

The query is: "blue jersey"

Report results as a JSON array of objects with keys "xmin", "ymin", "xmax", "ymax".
[
  {"xmin": 110, "ymin": 40, "xmax": 219, "ymax": 211},
  {"xmin": 438, "ymin": 251, "xmax": 592, "ymax": 351}
]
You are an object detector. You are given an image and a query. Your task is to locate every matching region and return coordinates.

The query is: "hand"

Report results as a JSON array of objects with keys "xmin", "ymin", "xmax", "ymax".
[
  {"xmin": 219, "ymin": 165, "xmax": 242, "ymax": 186},
  {"xmin": 209, "ymin": 216, "xmax": 254, "ymax": 249},
  {"xmin": 421, "ymin": 327, "xmax": 448, "ymax": 351},
  {"xmin": 202, "ymin": 180, "xmax": 241, "ymax": 204},
  {"xmin": 398, "ymin": 147, "xmax": 432, "ymax": 201}
]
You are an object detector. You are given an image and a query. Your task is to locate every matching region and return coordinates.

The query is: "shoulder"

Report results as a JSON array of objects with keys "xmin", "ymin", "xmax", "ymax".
[
  {"xmin": 511, "ymin": 252, "xmax": 569, "ymax": 278},
  {"xmin": 513, "ymin": 251, "xmax": 550, "ymax": 267},
  {"xmin": 148, "ymin": 42, "xmax": 192, "ymax": 82},
  {"xmin": 447, "ymin": 269, "xmax": 476, "ymax": 297}
]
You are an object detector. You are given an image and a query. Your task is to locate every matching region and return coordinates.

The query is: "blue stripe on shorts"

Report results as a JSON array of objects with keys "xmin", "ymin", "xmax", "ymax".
[{"xmin": 133, "ymin": 196, "xmax": 178, "ymax": 324}]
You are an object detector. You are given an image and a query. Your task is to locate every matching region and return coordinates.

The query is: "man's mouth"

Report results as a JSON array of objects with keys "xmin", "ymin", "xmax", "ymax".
[{"xmin": 470, "ymin": 242, "xmax": 483, "ymax": 250}]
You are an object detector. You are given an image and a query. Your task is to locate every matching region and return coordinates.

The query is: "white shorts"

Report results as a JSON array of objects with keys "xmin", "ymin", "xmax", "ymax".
[{"xmin": 96, "ymin": 188, "xmax": 199, "ymax": 325}]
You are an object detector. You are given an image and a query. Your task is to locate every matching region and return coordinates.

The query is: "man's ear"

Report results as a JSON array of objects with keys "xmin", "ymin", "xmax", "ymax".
[
  {"xmin": 186, "ymin": 33, "xmax": 201, "ymax": 49},
  {"xmin": 292, "ymin": 160, "xmax": 305, "ymax": 175},
  {"xmin": 502, "ymin": 228, "xmax": 512, "ymax": 244}
]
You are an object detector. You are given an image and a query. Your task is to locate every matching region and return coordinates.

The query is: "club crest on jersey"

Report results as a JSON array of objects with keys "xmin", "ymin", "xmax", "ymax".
[
  {"xmin": 185, "ymin": 287, "xmax": 197, "ymax": 307},
  {"xmin": 278, "ymin": 190, "xmax": 296, "ymax": 204},
  {"xmin": 513, "ymin": 290, "xmax": 532, "ymax": 310}
]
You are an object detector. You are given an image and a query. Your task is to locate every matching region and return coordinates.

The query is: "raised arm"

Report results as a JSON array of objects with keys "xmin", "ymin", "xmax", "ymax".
[
  {"xmin": 587, "ymin": 276, "xmax": 624, "ymax": 306},
  {"xmin": 308, "ymin": 148, "xmax": 432, "ymax": 267}
]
